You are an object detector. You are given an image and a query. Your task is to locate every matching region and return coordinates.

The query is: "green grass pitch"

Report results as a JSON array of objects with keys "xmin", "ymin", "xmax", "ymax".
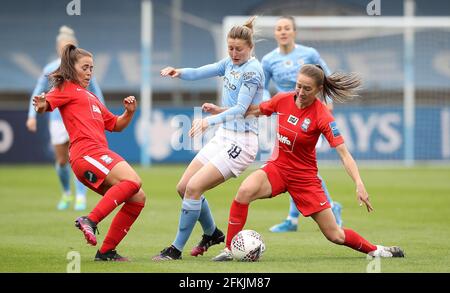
[{"xmin": 0, "ymin": 164, "xmax": 449, "ymax": 272}]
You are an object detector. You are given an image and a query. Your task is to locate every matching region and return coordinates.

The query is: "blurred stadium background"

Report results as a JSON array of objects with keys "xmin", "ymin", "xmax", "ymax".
[{"xmin": 1, "ymin": 0, "xmax": 450, "ymax": 273}]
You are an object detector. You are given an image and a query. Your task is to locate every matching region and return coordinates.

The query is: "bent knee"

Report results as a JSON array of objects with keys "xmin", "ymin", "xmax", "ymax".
[
  {"xmin": 324, "ymin": 230, "xmax": 345, "ymax": 244},
  {"xmin": 235, "ymin": 185, "xmax": 256, "ymax": 203},
  {"xmin": 184, "ymin": 182, "xmax": 202, "ymax": 199},
  {"xmin": 176, "ymin": 182, "xmax": 186, "ymax": 198},
  {"xmin": 130, "ymin": 188, "xmax": 146, "ymax": 203}
]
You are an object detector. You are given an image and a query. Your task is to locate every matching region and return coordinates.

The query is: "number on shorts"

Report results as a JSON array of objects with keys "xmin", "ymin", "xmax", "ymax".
[{"xmin": 227, "ymin": 144, "xmax": 242, "ymax": 159}]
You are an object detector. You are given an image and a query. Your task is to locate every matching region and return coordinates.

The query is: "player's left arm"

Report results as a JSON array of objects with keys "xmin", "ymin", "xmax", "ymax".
[
  {"xmin": 335, "ymin": 144, "xmax": 373, "ymax": 212},
  {"xmin": 113, "ymin": 96, "xmax": 137, "ymax": 132}
]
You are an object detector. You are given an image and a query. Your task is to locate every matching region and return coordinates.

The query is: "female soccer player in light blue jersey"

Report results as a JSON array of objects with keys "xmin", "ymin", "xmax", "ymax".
[
  {"xmin": 261, "ymin": 16, "xmax": 343, "ymax": 232},
  {"xmin": 26, "ymin": 26, "xmax": 104, "ymax": 211},
  {"xmin": 153, "ymin": 16, "xmax": 264, "ymax": 261}
]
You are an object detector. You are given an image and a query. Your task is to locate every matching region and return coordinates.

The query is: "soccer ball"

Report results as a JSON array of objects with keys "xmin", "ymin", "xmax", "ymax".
[{"xmin": 230, "ymin": 230, "xmax": 266, "ymax": 261}]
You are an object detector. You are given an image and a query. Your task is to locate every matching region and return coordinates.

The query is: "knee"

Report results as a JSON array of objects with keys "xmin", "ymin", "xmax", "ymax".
[
  {"xmin": 184, "ymin": 182, "xmax": 202, "ymax": 199},
  {"xmin": 176, "ymin": 182, "xmax": 186, "ymax": 198},
  {"xmin": 235, "ymin": 185, "xmax": 255, "ymax": 204},
  {"xmin": 324, "ymin": 229, "xmax": 345, "ymax": 244},
  {"xmin": 56, "ymin": 158, "xmax": 68, "ymax": 166},
  {"xmin": 129, "ymin": 188, "xmax": 146, "ymax": 204}
]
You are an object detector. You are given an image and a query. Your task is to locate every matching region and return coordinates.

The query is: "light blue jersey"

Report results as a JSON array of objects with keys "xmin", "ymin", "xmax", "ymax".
[
  {"xmin": 261, "ymin": 44, "xmax": 331, "ymax": 102},
  {"xmin": 180, "ymin": 57, "xmax": 264, "ymax": 134},
  {"xmin": 27, "ymin": 59, "xmax": 104, "ymax": 121}
]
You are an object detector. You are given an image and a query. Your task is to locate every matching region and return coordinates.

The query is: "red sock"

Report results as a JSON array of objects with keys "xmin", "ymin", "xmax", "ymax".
[
  {"xmin": 88, "ymin": 180, "xmax": 141, "ymax": 223},
  {"xmin": 226, "ymin": 200, "xmax": 249, "ymax": 249},
  {"xmin": 99, "ymin": 201, "xmax": 145, "ymax": 253},
  {"xmin": 343, "ymin": 228, "xmax": 377, "ymax": 254}
]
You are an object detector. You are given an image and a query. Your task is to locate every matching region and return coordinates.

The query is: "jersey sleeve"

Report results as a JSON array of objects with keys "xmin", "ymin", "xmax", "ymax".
[
  {"xmin": 259, "ymin": 93, "xmax": 284, "ymax": 116},
  {"xmin": 99, "ymin": 103, "xmax": 118, "ymax": 132},
  {"xmin": 45, "ymin": 87, "xmax": 73, "ymax": 112},
  {"xmin": 180, "ymin": 58, "xmax": 227, "ymax": 80},
  {"xmin": 316, "ymin": 105, "xmax": 344, "ymax": 148}
]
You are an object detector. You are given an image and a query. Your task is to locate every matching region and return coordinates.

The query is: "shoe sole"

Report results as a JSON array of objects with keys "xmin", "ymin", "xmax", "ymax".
[{"xmin": 75, "ymin": 219, "xmax": 97, "ymax": 246}]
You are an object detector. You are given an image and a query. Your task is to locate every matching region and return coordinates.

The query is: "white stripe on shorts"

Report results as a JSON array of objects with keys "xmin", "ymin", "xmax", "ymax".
[{"xmin": 83, "ymin": 155, "xmax": 110, "ymax": 175}]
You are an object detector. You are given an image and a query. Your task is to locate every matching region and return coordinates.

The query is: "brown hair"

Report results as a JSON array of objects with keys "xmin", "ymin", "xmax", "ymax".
[
  {"xmin": 227, "ymin": 16, "xmax": 257, "ymax": 48},
  {"xmin": 299, "ymin": 64, "xmax": 362, "ymax": 103},
  {"xmin": 278, "ymin": 15, "xmax": 296, "ymax": 31},
  {"xmin": 49, "ymin": 44, "xmax": 92, "ymax": 89}
]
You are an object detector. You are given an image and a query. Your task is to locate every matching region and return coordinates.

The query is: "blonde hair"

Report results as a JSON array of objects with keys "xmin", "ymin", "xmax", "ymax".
[
  {"xmin": 227, "ymin": 16, "xmax": 257, "ymax": 48},
  {"xmin": 56, "ymin": 25, "xmax": 78, "ymax": 46},
  {"xmin": 300, "ymin": 64, "xmax": 362, "ymax": 103}
]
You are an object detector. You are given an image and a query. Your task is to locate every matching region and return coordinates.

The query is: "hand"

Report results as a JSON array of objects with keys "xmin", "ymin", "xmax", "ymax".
[
  {"xmin": 189, "ymin": 118, "xmax": 209, "ymax": 137},
  {"xmin": 202, "ymin": 103, "xmax": 221, "ymax": 115},
  {"xmin": 32, "ymin": 92, "xmax": 47, "ymax": 113},
  {"xmin": 123, "ymin": 96, "xmax": 137, "ymax": 113},
  {"xmin": 356, "ymin": 182, "xmax": 373, "ymax": 212},
  {"xmin": 26, "ymin": 118, "xmax": 37, "ymax": 132},
  {"xmin": 160, "ymin": 66, "xmax": 181, "ymax": 78}
]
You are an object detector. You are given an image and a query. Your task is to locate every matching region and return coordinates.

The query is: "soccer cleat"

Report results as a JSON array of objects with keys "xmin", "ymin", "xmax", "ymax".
[
  {"xmin": 331, "ymin": 201, "xmax": 343, "ymax": 227},
  {"xmin": 152, "ymin": 245, "xmax": 182, "ymax": 261},
  {"xmin": 368, "ymin": 245, "xmax": 405, "ymax": 258},
  {"xmin": 74, "ymin": 196, "xmax": 87, "ymax": 211},
  {"xmin": 95, "ymin": 249, "xmax": 129, "ymax": 262},
  {"xmin": 269, "ymin": 219, "xmax": 297, "ymax": 233},
  {"xmin": 212, "ymin": 247, "xmax": 233, "ymax": 262},
  {"xmin": 57, "ymin": 194, "xmax": 73, "ymax": 210},
  {"xmin": 190, "ymin": 227, "xmax": 225, "ymax": 257},
  {"xmin": 75, "ymin": 216, "xmax": 98, "ymax": 246}
]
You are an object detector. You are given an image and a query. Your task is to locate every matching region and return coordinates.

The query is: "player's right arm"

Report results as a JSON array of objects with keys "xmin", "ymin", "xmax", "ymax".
[{"xmin": 161, "ymin": 58, "xmax": 227, "ymax": 81}]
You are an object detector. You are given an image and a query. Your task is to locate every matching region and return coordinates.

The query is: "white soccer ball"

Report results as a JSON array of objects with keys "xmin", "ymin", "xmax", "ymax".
[{"xmin": 230, "ymin": 230, "xmax": 266, "ymax": 262}]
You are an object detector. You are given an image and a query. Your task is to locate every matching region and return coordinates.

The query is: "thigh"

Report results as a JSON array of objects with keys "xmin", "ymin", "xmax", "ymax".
[
  {"xmin": 236, "ymin": 169, "xmax": 273, "ymax": 203},
  {"xmin": 185, "ymin": 162, "xmax": 226, "ymax": 198},
  {"xmin": 53, "ymin": 142, "xmax": 69, "ymax": 164},
  {"xmin": 103, "ymin": 161, "xmax": 141, "ymax": 190},
  {"xmin": 260, "ymin": 162, "xmax": 287, "ymax": 197}
]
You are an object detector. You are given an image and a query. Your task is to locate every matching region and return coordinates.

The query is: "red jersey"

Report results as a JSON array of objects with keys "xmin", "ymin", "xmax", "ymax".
[
  {"xmin": 46, "ymin": 81, "xmax": 117, "ymax": 160},
  {"xmin": 260, "ymin": 92, "xmax": 344, "ymax": 177}
]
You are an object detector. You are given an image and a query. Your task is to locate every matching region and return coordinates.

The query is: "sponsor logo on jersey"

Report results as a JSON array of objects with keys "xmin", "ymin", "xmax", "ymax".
[
  {"xmin": 242, "ymin": 71, "xmax": 256, "ymax": 81},
  {"xmin": 277, "ymin": 133, "xmax": 291, "ymax": 146},
  {"xmin": 329, "ymin": 121, "xmax": 341, "ymax": 137},
  {"xmin": 92, "ymin": 105, "xmax": 101, "ymax": 114},
  {"xmin": 287, "ymin": 115, "xmax": 299, "ymax": 126},
  {"xmin": 301, "ymin": 118, "xmax": 311, "ymax": 132},
  {"xmin": 100, "ymin": 154, "xmax": 113, "ymax": 165}
]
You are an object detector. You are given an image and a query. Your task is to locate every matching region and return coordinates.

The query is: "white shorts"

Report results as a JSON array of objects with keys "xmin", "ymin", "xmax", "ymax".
[
  {"xmin": 316, "ymin": 134, "xmax": 324, "ymax": 149},
  {"xmin": 195, "ymin": 128, "xmax": 258, "ymax": 180},
  {"xmin": 49, "ymin": 120, "xmax": 69, "ymax": 145}
]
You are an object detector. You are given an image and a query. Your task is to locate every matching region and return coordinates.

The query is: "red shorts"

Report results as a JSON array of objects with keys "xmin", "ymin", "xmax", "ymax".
[
  {"xmin": 261, "ymin": 162, "xmax": 331, "ymax": 217},
  {"xmin": 70, "ymin": 149, "xmax": 125, "ymax": 194}
]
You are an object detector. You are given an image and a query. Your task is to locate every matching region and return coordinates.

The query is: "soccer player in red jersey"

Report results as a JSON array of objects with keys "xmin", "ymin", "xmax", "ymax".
[
  {"xmin": 213, "ymin": 64, "xmax": 405, "ymax": 261},
  {"xmin": 33, "ymin": 44, "xmax": 146, "ymax": 261}
]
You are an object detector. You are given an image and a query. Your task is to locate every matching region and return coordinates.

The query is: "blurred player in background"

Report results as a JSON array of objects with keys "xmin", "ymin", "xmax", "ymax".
[
  {"xmin": 213, "ymin": 64, "xmax": 404, "ymax": 261},
  {"xmin": 153, "ymin": 16, "xmax": 264, "ymax": 261},
  {"xmin": 26, "ymin": 26, "xmax": 104, "ymax": 211},
  {"xmin": 261, "ymin": 16, "xmax": 343, "ymax": 232},
  {"xmin": 33, "ymin": 44, "xmax": 145, "ymax": 261}
]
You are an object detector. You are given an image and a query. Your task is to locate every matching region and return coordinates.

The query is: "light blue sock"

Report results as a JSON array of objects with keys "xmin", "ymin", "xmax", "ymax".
[
  {"xmin": 172, "ymin": 198, "xmax": 202, "ymax": 252},
  {"xmin": 288, "ymin": 196, "xmax": 300, "ymax": 219},
  {"xmin": 198, "ymin": 195, "xmax": 216, "ymax": 236},
  {"xmin": 318, "ymin": 174, "xmax": 334, "ymax": 205},
  {"xmin": 74, "ymin": 177, "xmax": 87, "ymax": 198},
  {"xmin": 55, "ymin": 163, "xmax": 71, "ymax": 194}
]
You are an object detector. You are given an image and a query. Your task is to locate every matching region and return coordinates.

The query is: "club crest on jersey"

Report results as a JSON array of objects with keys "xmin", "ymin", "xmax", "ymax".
[
  {"xmin": 92, "ymin": 105, "xmax": 101, "ymax": 114},
  {"xmin": 301, "ymin": 118, "xmax": 311, "ymax": 132},
  {"xmin": 329, "ymin": 121, "xmax": 341, "ymax": 137},
  {"xmin": 100, "ymin": 155, "xmax": 113, "ymax": 165},
  {"xmin": 284, "ymin": 60, "xmax": 293, "ymax": 68},
  {"xmin": 287, "ymin": 115, "xmax": 299, "ymax": 125},
  {"xmin": 297, "ymin": 58, "xmax": 305, "ymax": 66}
]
